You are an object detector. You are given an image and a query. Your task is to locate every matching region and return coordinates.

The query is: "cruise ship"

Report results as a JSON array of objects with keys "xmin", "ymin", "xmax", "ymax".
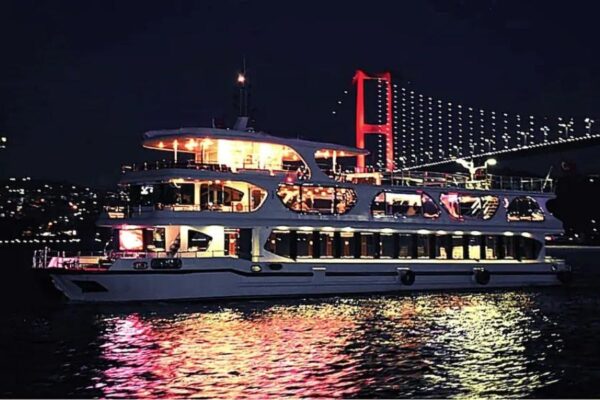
[{"xmin": 33, "ymin": 117, "xmax": 571, "ymax": 302}]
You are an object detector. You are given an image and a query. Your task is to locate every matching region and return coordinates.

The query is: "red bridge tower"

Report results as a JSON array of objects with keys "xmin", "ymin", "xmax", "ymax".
[{"xmin": 353, "ymin": 70, "xmax": 394, "ymax": 171}]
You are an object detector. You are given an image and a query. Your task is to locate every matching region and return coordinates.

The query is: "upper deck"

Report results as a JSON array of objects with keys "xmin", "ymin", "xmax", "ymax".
[{"xmin": 129, "ymin": 126, "xmax": 553, "ymax": 194}]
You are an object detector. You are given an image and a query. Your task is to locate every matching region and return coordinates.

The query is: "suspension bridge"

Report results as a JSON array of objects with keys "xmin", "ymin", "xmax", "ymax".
[{"xmin": 344, "ymin": 70, "xmax": 599, "ymax": 171}]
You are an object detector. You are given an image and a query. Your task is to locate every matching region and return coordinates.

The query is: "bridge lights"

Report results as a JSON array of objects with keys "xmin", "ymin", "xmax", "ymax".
[
  {"xmin": 585, "ymin": 118, "xmax": 595, "ymax": 137},
  {"xmin": 540, "ymin": 126, "xmax": 550, "ymax": 143}
]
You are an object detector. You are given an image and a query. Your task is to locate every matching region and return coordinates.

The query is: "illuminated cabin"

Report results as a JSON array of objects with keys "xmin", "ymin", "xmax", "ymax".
[{"xmin": 34, "ymin": 122, "xmax": 571, "ymax": 302}]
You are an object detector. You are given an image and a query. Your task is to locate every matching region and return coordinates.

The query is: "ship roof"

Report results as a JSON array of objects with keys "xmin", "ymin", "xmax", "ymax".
[{"xmin": 142, "ymin": 127, "xmax": 368, "ymax": 155}]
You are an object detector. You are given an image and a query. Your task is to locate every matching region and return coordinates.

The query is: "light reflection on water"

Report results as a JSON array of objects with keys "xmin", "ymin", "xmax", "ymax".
[{"xmin": 92, "ymin": 292, "xmax": 564, "ymax": 398}]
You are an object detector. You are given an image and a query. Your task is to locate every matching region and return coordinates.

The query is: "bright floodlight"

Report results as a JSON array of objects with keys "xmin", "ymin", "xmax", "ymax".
[
  {"xmin": 485, "ymin": 158, "xmax": 497, "ymax": 166},
  {"xmin": 237, "ymin": 73, "xmax": 246, "ymax": 84}
]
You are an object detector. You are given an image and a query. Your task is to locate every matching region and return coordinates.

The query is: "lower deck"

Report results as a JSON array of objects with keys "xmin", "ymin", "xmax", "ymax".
[{"xmin": 46, "ymin": 257, "xmax": 571, "ymax": 302}]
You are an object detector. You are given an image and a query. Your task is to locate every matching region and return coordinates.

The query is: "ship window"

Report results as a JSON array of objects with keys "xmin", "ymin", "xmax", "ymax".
[
  {"xmin": 379, "ymin": 234, "xmax": 395, "ymax": 258},
  {"xmin": 179, "ymin": 184, "xmax": 195, "ymax": 205},
  {"xmin": 119, "ymin": 229, "xmax": 144, "ymax": 251},
  {"xmin": 467, "ymin": 235, "xmax": 481, "ymax": 260},
  {"xmin": 440, "ymin": 193, "xmax": 500, "ymax": 220},
  {"xmin": 504, "ymin": 236, "xmax": 516, "ymax": 259},
  {"xmin": 507, "ymin": 196, "xmax": 545, "ymax": 222},
  {"xmin": 435, "ymin": 236, "xmax": 449, "ymax": 260},
  {"xmin": 319, "ymin": 232, "xmax": 335, "ymax": 258},
  {"xmin": 451, "ymin": 235, "xmax": 464, "ymax": 259},
  {"xmin": 276, "ymin": 184, "xmax": 356, "ymax": 215},
  {"xmin": 147, "ymin": 228, "xmax": 165, "ymax": 251},
  {"xmin": 340, "ymin": 232, "xmax": 356, "ymax": 258},
  {"xmin": 187, "ymin": 230, "xmax": 212, "ymax": 252},
  {"xmin": 416, "ymin": 235, "xmax": 430, "ymax": 259},
  {"xmin": 296, "ymin": 231, "xmax": 314, "ymax": 258},
  {"xmin": 265, "ymin": 230, "xmax": 291, "ymax": 258},
  {"xmin": 398, "ymin": 234, "xmax": 412, "ymax": 258},
  {"xmin": 485, "ymin": 236, "xmax": 497, "ymax": 260},
  {"xmin": 371, "ymin": 191, "xmax": 440, "ymax": 219},
  {"xmin": 150, "ymin": 258, "xmax": 182, "ymax": 270},
  {"xmin": 360, "ymin": 233, "xmax": 376, "ymax": 258},
  {"xmin": 224, "ymin": 229, "xmax": 239, "ymax": 256},
  {"xmin": 128, "ymin": 185, "xmax": 155, "ymax": 207},
  {"xmin": 520, "ymin": 237, "xmax": 541, "ymax": 260}
]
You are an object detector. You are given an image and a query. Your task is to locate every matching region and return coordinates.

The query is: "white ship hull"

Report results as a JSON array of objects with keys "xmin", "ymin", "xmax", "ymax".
[{"xmin": 49, "ymin": 260, "xmax": 569, "ymax": 302}]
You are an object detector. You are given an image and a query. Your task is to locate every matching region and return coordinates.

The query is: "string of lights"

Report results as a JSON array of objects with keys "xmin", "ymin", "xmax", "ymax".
[{"xmin": 393, "ymin": 85, "xmax": 599, "ymax": 170}]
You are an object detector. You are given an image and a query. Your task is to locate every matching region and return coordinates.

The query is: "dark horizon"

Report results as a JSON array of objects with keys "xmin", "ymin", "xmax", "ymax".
[{"xmin": 2, "ymin": 0, "xmax": 600, "ymax": 187}]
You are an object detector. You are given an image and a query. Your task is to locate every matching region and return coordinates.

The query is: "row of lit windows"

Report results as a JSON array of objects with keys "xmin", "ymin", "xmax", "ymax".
[
  {"xmin": 125, "ymin": 181, "xmax": 545, "ymax": 223},
  {"xmin": 265, "ymin": 230, "xmax": 541, "ymax": 261},
  {"xmin": 372, "ymin": 192, "xmax": 543, "ymax": 222}
]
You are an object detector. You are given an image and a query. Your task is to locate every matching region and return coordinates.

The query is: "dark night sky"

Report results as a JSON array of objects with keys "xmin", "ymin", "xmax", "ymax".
[{"xmin": 1, "ymin": 0, "xmax": 600, "ymax": 187}]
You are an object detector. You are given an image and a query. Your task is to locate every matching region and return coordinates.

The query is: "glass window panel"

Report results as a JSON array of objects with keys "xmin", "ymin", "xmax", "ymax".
[
  {"xmin": 440, "ymin": 193, "xmax": 499, "ymax": 220},
  {"xmin": 360, "ymin": 233, "xmax": 376, "ymax": 258},
  {"xmin": 440, "ymin": 193, "xmax": 461, "ymax": 220},
  {"xmin": 398, "ymin": 234, "xmax": 412, "ymax": 258},
  {"xmin": 435, "ymin": 236, "xmax": 448, "ymax": 259},
  {"xmin": 507, "ymin": 196, "xmax": 545, "ymax": 222},
  {"xmin": 468, "ymin": 236, "xmax": 481, "ymax": 259},
  {"xmin": 187, "ymin": 230, "xmax": 212, "ymax": 252},
  {"xmin": 224, "ymin": 229, "xmax": 239, "ymax": 256},
  {"xmin": 380, "ymin": 234, "xmax": 395, "ymax": 258},
  {"xmin": 265, "ymin": 230, "xmax": 291, "ymax": 257},
  {"xmin": 319, "ymin": 232, "xmax": 335, "ymax": 258},
  {"xmin": 485, "ymin": 236, "xmax": 497, "ymax": 260},
  {"xmin": 417, "ymin": 235, "xmax": 430, "ymax": 259},
  {"xmin": 296, "ymin": 231, "xmax": 314, "ymax": 258},
  {"xmin": 520, "ymin": 237, "xmax": 539, "ymax": 260},
  {"xmin": 147, "ymin": 228, "xmax": 165, "ymax": 251},
  {"xmin": 451, "ymin": 235, "xmax": 464, "ymax": 259},
  {"xmin": 277, "ymin": 185, "xmax": 356, "ymax": 215},
  {"xmin": 505, "ymin": 236, "xmax": 516, "ymax": 259},
  {"xmin": 340, "ymin": 232, "xmax": 356, "ymax": 258},
  {"xmin": 421, "ymin": 193, "xmax": 441, "ymax": 219}
]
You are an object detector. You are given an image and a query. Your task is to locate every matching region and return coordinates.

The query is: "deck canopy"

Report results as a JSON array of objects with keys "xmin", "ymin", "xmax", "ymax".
[{"xmin": 143, "ymin": 127, "xmax": 367, "ymax": 172}]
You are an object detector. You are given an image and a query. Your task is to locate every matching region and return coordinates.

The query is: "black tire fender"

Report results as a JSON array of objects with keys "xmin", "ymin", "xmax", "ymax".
[
  {"xmin": 473, "ymin": 267, "xmax": 491, "ymax": 285},
  {"xmin": 399, "ymin": 269, "xmax": 416, "ymax": 286}
]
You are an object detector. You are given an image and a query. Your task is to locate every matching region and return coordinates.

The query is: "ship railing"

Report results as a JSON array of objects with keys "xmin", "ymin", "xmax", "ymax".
[
  {"xmin": 32, "ymin": 248, "xmax": 237, "ymax": 269},
  {"xmin": 104, "ymin": 203, "xmax": 257, "ymax": 218},
  {"xmin": 122, "ymin": 160, "xmax": 305, "ymax": 176},
  {"xmin": 32, "ymin": 248, "xmax": 109, "ymax": 270},
  {"xmin": 338, "ymin": 169, "xmax": 554, "ymax": 193}
]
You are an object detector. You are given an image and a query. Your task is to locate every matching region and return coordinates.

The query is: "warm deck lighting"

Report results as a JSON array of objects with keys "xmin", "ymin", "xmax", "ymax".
[
  {"xmin": 119, "ymin": 229, "xmax": 144, "ymax": 251},
  {"xmin": 185, "ymin": 139, "xmax": 197, "ymax": 151}
]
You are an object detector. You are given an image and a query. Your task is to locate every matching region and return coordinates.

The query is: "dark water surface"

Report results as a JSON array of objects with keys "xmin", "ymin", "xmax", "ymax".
[{"xmin": 1, "ymin": 249, "xmax": 600, "ymax": 398}]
